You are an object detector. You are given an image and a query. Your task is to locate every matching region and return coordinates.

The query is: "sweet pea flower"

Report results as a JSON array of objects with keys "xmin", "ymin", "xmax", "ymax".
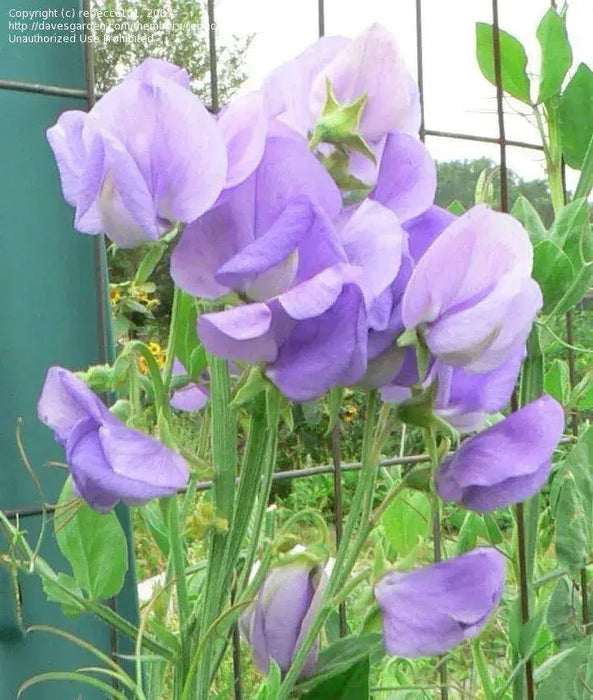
[
  {"xmin": 38, "ymin": 367, "xmax": 189, "ymax": 512},
  {"xmin": 402, "ymin": 205, "xmax": 543, "ymax": 373},
  {"xmin": 436, "ymin": 395, "xmax": 564, "ymax": 512},
  {"xmin": 375, "ymin": 548, "xmax": 505, "ymax": 657},
  {"xmin": 47, "ymin": 58, "xmax": 231, "ymax": 248},
  {"xmin": 239, "ymin": 559, "xmax": 327, "ymax": 677},
  {"xmin": 193, "ymin": 198, "xmax": 407, "ymax": 400},
  {"xmin": 263, "ymin": 23, "xmax": 420, "ymax": 144},
  {"xmin": 431, "ymin": 348, "xmax": 525, "ymax": 432},
  {"xmin": 170, "ymin": 131, "xmax": 342, "ymax": 301}
]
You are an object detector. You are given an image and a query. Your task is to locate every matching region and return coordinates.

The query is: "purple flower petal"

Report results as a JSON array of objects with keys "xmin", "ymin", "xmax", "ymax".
[
  {"xmin": 38, "ymin": 367, "xmax": 190, "ymax": 512},
  {"xmin": 219, "ymin": 91, "xmax": 268, "ymax": 188},
  {"xmin": 268, "ymin": 284, "xmax": 367, "ymax": 400},
  {"xmin": 404, "ymin": 205, "xmax": 456, "ymax": 263},
  {"xmin": 198, "ymin": 304, "xmax": 279, "ymax": 364},
  {"xmin": 372, "ymin": 132, "xmax": 436, "ymax": 223},
  {"xmin": 436, "ymin": 395, "xmax": 564, "ymax": 511},
  {"xmin": 375, "ymin": 548, "xmax": 505, "ymax": 657},
  {"xmin": 309, "ymin": 23, "xmax": 421, "ymax": 141}
]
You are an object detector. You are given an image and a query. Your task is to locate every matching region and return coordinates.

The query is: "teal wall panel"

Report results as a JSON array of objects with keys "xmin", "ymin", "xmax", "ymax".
[{"xmin": 0, "ymin": 2, "xmax": 139, "ymax": 697}]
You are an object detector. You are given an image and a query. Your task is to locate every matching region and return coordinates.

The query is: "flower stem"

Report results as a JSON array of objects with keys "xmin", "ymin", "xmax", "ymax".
[
  {"xmin": 424, "ymin": 426, "xmax": 448, "ymax": 700},
  {"xmin": 471, "ymin": 640, "xmax": 496, "ymax": 700},
  {"xmin": 162, "ymin": 285, "xmax": 182, "ymax": 393},
  {"xmin": 278, "ymin": 391, "xmax": 383, "ymax": 698},
  {"xmin": 194, "ymin": 355, "xmax": 237, "ymax": 697}
]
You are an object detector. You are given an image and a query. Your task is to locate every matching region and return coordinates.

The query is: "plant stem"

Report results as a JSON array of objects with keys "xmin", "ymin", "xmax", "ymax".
[
  {"xmin": 472, "ymin": 640, "xmax": 496, "ymax": 700},
  {"xmin": 515, "ymin": 502, "xmax": 535, "ymax": 700},
  {"xmin": 194, "ymin": 355, "xmax": 237, "ymax": 697},
  {"xmin": 278, "ymin": 391, "xmax": 383, "ymax": 698},
  {"xmin": 162, "ymin": 285, "xmax": 182, "ymax": 393},
  {"xmin": 160, "ymin": 496, "xmax": 190, "ymax": 676},
  {"xmin": 424, "ymin": 427, "xmax": 448, "ymax": 700}
]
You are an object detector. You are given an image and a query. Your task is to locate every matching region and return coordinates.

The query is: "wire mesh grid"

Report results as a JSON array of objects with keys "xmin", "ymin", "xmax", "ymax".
[{"xmin": 0, "ymin": 0, "xmax": 574, "ymax": 697}]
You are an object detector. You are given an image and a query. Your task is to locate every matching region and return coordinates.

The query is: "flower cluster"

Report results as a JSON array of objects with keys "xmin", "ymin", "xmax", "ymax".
[{"xmin": 45, "ymin": 21, "xmax": 566, "ymax": 678}]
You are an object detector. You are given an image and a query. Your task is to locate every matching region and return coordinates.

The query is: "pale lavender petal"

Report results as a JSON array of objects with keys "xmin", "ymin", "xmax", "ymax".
[
  {"xmin": 279, "ymin": 265, "xmax": 345, "ymax": 319},
  {"xmin": 151, "ymin": 77, "xmax": 228, "ymax": 223},
  {"xmin": 38, "ymin": 367, "xmax": 107, "ymax": 443},
  {"xmin": 46, "ymin": 111, "xmax": 88, "ymax": 206},
  {"xmin": 372, "ymin": 132, "xmax": 436, "ymax": 223},
  {"xmin": 402, "ymin": 205, "xmax": 534, "ymax": 330},
  {"xmin": 198, "ymin": 304, "xmax": 279, "ymax": 364},
  {"xmin": 436, "ymin": 395, "xmax": 564, "ymax": 511},
  {"xmin": 215, "ymin": 197, "xmax": 314, "ymax": 291},
  {"xmin": 262, "ymin": 36, "xmax": 349, "ymax": 135},
  {"xmin": 404, "ymin": 206, "xmax": 456, "ymax": 263},
  {"xmin": 310, "ymin": 24, "xmax": 420, "ymax": 141},
  {"xmin": 125, "ymin": 57, "xmax": 191, "ymax": 88},
  {"xmin": 219, "ymin": 91, "xmax": 268, "ymax": 188},
  {"xmin": 375, "ymin": 548, "xmax": 505, "ymax": 657},
  {"xmin": 338, "ymin": 199, "xmax": 405, "ymax": 301},
  {"xmin": 171, "ymin": 176, "xmax": 256, "ymax": 299},
  {"xmin": 268, "ymin": 284, "xmax": 367, "ymax": 400}
]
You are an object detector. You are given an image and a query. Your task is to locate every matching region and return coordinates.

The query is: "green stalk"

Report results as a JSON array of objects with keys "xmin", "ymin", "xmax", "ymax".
[
  {"xmin": 159, "ymin": 496, "xmax": 190, "ymax": 679},
  {"xmin": 237, "ymin": 389, "xmax": 281, "ymax": 596},
  {"xmin": 471, "ymin": 640, "xmax": 496, "ymax": 700},
  {"xmin": 278, "ymin": 391, "xmax": 381, "ymax": 698},
  {"xmin": 162, "ymin": 285, "xmax": 182, "ymax": 393},
  {"xmin": 194, "ymin": 355, "xmax": 237, "ymax": 697}
]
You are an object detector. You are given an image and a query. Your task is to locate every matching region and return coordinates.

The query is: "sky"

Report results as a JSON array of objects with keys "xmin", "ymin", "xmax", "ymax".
[{"xmin": 215, "ymin": 0, "xmax": 593, "ymax": 185}]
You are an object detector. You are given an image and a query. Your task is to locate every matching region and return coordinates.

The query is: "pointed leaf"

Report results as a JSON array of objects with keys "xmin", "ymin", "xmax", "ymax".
[
  {"xmin": 559, "ymin": 64, "xmax": 593, "ymax": 169},
  {"xmin": 476, "ymin": 23, "xmax": 531, "ymax": 103},
  {"xmin": 537, "ymin": 7, "xmax": 572, "ymax": 103}
]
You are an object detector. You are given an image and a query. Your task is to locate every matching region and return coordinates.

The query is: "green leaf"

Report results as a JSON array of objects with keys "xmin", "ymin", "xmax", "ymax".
[
  {"xmin": 511, "ymin": 195, "xmax": 548, "ymax": 244},
  {"xmin": 536, "ymin": 7, "xmax": 572, "ymax": 103},
  {"xmin": 447, "ymin": 199, "xmax": 466, "ymax": 215},
  {"xmin": 547, "ymin": 577, "xmax": 586, "ymax": 649},
  {"xmin": 551, "ymin": 261, "xmax": 593, "ymax": 316},
  {"xmin": 299, "ymin": 634, "xmax": 382, "ymax": 694},
  {"xmin": 41, "ymin": 573, "xmax": 85, "ymax": 618},
  {"xmin": 532, "ymin": 240, "xmax": 575, "ymax": 313},
  {"xmin": 302, "ymin": 656, "xmax": 370, "ymax": 700},
  {"xmin": 476, "ymin": 22, "xmax": 531, "ymax": 103},
  {"xmin": 555, "ymin": 427, "xmax": 593, "ymax": 572},
  {"xmin": 550, "ymin": 198, "xmax": 589, "ymax": 265},
  {"xmin": 134, "ymin": 240, "xmax": 167, "ymax": 285},
  {"xmin": 55, "ymin": 479, "xmax": 128, "ymax": 600},
  {"xmin": 577, "ymin": 376, "xmax": 593, "ymax": 410},
  {"xmin": 231, "ymin": 366, "xmax": 266, "ymax": 408},
  {"xmin": 559, "ymin": 63, "xmax": 593, "ymax": 169},
  {"xmin": 382, "ymin": 490, "xmax": 430, "ymax": 557},
  {"xmin": 455, "ymin": 511, "xmax": 483, "ymax": 555},
  {"xmin": 537, "ymin": 636, "xmax": 593, "ymax": 699},
  {"xmin": 575, "ymin": 133, "xmax": 593, "ymax": 200},
  {"xmin": 545, "ymin": 359, "xmax": 571, "ymax": 404},
  {"xmin": 254, "ymin": 661, "xmax": 282, "ymax": 699},
  {"xmin": 174, "ymin": 292, "xmax": 200, "ymax": 370}
]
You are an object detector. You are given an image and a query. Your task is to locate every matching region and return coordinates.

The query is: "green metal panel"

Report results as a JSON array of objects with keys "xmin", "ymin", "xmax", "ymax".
[{"xmin": 0, "ymin": 2, "xmax": 139, "ymax": 697}]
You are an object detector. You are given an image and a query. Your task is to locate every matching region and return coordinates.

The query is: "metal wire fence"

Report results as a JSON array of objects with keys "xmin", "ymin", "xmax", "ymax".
[{"xmin": 0, "ymin": 0, "xmax": 576, "ymax": 697}]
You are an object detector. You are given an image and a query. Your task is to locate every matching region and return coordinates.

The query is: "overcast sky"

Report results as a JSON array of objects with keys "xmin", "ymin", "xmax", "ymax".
[{"xmin": 216, "ymin": 0, "xmax": 593, "ymax": 184}]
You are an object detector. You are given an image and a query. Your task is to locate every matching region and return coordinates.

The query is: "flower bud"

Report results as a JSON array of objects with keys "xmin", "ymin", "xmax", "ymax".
[{"xmin": 239, "ymin": 559, "xmax": 327, "ymax": 677}]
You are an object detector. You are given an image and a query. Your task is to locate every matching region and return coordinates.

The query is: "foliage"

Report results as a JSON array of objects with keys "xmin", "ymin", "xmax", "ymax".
[{"xmin": 92, "ymin": 0, "xmax": 252, "ymax": 104}]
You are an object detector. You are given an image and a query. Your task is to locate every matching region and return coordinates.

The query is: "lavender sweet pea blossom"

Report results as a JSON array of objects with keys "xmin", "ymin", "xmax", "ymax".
[
  {"xmin": 402, "ymin": 205, "xmax": 543, "ymax": 373},
  {"xmin": 239, "ymin": 559, "xmax": 327, "ymax": 677},
  {"xmin": 436, "ymin": 395, "xmax": 564, "ymax": 512},
  {"xmin": 194, "ymin": 198, "xmax": 407, "ymax": 400},
  {"xmin": 263, "ymin": 23, "xmax": 420, "ymax": 143},
  {"xmin": 47, "ymin": 58, "xmax": 230, "ymax": 248},
  {"xmin": 38, "ymin": 367, "xmax": 189, "ymax": 512},
  {"xmin": 375, "ymin": 548, "xmax": 505, "ymax": 657}
]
